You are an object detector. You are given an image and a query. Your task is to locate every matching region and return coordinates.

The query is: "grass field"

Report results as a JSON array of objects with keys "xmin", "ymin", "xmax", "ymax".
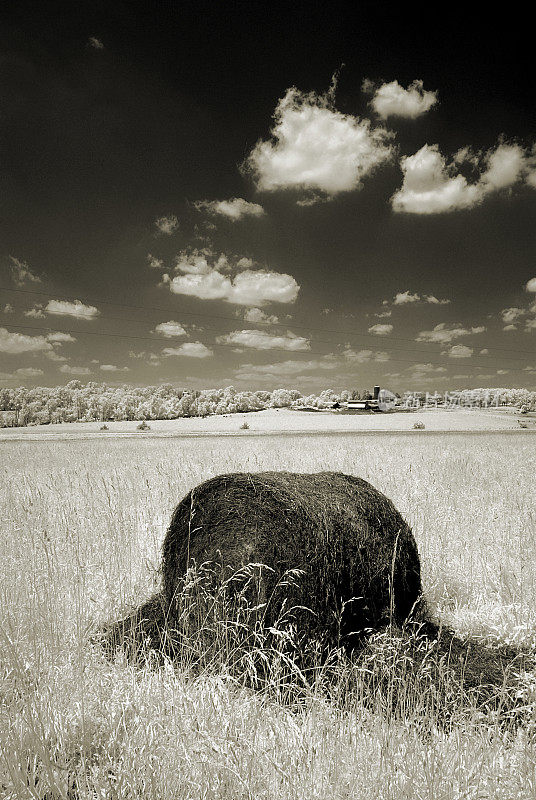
[{"xmin": 1, "ymin": 432, "xmax": 536, "ymax": 798}]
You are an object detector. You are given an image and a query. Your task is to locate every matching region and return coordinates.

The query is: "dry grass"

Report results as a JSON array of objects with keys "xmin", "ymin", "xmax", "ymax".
[{"xmin": 1, "ymin": 433, "xmax": 536, "ymax": 798}]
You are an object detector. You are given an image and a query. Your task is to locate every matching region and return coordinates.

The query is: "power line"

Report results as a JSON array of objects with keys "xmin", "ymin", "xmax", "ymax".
[
  {"xmin": 2, "ymin": 284, "xmax": 535, "ymax": 358},
  {"xmin": 5, "ymin": 302, "xmax": 533, "ymax": 362},
  {"xmin": 2, "ymin": 320, "xmax": 533, "ymax": 373}
]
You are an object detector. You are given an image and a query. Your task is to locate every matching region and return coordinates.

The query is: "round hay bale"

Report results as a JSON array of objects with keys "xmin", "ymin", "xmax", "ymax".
[{"xmin": 162, "ymin": 471, "xmax": 423, "ymax": 649}]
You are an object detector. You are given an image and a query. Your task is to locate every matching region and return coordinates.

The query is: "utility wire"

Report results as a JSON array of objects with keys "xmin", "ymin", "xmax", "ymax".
[
  {"xmin": 2, "ymin": 284, "xmax": 535, "ymax": 358},
  {"xmin": 5, "ymin": 302, "xmax": 532, "ymax": 362},
  {"xmin": 3, "ymin": 320, "xmax": 532, "ymax": 373}
]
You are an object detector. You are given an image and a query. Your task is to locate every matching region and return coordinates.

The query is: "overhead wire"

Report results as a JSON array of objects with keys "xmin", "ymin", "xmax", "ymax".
[{"xmin": 2, "ymin": 284, "xmax": 535, "ymax": 358}]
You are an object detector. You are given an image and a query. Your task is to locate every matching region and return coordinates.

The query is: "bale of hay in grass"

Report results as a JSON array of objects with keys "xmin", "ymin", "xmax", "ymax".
[{"xmin": 162, "ymin": 471, "xmax": 424, "ymax": 650}]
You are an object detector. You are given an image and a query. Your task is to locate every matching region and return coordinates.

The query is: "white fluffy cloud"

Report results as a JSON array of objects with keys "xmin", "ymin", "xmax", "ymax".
[
  {"xmin": 153, "ymin": 321, "xmax": 187, "ymax": 338},
  {"xmin": 162, "ymin": 255, "xmax": 299, "ymax": 307},
  {"xmin": 384, "ymin": 291, "xmax": 450, "ymax": 306},
  {"xmin": 241, "ymin": 307, "xmax": 280, "ymax": 325},
  {"xmin": 243, "ymin": 87, "xmax": 392, "ymax": 198},
  {"xmin": 417, "ymin": 323, "xmax": 485, "ymax": 343},
  {"xmin": 155, "ymin": 215, "xmax": 178, "ymax": 235},
  {"xmin": 365, "ymin": 79, "xmax": 437, "ymax": 120},
  {"xmin": 46, "ymin": 331, "xmax": 76, "ymax": 343},
  {"xmin": 393, "ymin": 291, "xmax": 420, "ymax": 305},
  {"xmin": 88, "ymin": 36, "xmax": 104, "ymax": 49},
  {"xmin": 157, "ymin": 248, "xmax": 298, "ymax": 307},
  {"xmin": 45, "ymin": 300, "xmax": 100, "ymax": 319},
  {"xmin": 100, "ymin": 364, "xmax": 129, "ymax": 372},
  {"xmin": 216, "ymin": 329, "xmax": 310, "ymax": 351},
  {"xmin": 368, "ymin": 323, "xmax": 393, "ymax": 335},
  {"xmin": 500, "ymin": 298, "xmax": 536, "ymax": 331},
  {"xmin": 0, "ymin": 328, "xmax": 53, "ymax": 354},
  {"xmin": 195, "ymin": 198, "xmax": 265, "ymax": 221},
  {"xmin": 9, "ymin": 256, "xmax": 42, "ymax": 287},
  {"xmin": 526, "ymin": 277, "xmax": 536, "ymax": 293},
  {"xmin": 162, "ymin": 342, "xmax": 213, "ymax": 358},
  {"xmin": 392, "ymin": 142, "xmax": 532, "ymax": 214},
  {"xmin": 445, "ymin": 344, "xmax": 473, "ymax": 358}
]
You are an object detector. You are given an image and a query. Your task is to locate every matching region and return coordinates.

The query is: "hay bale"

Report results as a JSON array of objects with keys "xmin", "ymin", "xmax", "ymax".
[{"xmin": 162, "ymin": 471, "xmax": 423, "ymax": 649}]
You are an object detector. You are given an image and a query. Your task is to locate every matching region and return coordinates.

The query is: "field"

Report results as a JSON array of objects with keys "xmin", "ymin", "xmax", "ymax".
[
  {"xmin": 0, "ymin": 406, "xmax": 534, "ymax": 441},
  {"xmin": 1, "ymin": 428, "xmax": 536, "ymax": 798}
]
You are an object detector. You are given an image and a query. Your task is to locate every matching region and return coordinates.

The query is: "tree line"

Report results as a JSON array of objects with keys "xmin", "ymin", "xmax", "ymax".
[{"xmin": 0, "ymin": 382, "xmax": 534, "ymax": 427}]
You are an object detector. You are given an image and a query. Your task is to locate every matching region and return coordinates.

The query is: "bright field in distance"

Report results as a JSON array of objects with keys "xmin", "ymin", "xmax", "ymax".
[{"xmin": 1, "ymin": 433, "xmax": 536, "ymax": 798}]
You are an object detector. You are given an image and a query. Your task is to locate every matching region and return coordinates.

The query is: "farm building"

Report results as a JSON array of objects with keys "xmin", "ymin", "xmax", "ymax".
[{"xmin": 341, "ymin": 386, "xmax": 398, "ymax": 413}]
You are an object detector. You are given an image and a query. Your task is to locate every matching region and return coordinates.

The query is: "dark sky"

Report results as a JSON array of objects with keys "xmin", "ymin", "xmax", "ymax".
[{"xmin": 1, "ymin": 1, "xmax": 535, "ymax": 392}]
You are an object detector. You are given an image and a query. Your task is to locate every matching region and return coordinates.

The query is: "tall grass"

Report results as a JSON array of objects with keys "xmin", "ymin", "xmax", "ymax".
[{"xmin": 1, "ymin": 433, "xmax": 535, "ymax": 798}]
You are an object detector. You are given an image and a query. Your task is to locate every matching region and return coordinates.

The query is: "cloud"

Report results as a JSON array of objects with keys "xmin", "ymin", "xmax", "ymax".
[
  {"xmin": 243, "ymin": 86, "xmax": 392, "ymax": 198},
  {"xmin": 499, "ymin": 284, "xmax": 536, "ymax": 331},
  {"xmin": 59, "ymin": 364, "xmax": 92, "ymax": 375},
  {"xmin": 480, "ymin": 144, "xmax": 526, "ymax": 192},
  {"xmin": 155, "ymin": 215, "xmax": 179, "ymax": 235},
  {"xmin": 235, "ymin": 357, "xmax": 338, "ymax": 379},
  {"xmin": 342, "ymin": 348, "xmax": 390, "ymax": 363},
  {"xmin": 100, "ymin": 364, "xmax": 129, "ymax": 372},
  {"xmin": 147, "ymin": 253, "xmax": 164, "ymax": 270},
  {"xmin": 241, "ymin": 307, "xmax": 280, "ymax": 325},
  {"xmin": 24, "ymin": 306, "xmax": 46, "ymax": 319},
  {"xmin": 2, "ymin": 304, "xmax": 14, "ymax": 314},
  {"xmin": 480, "ymin": 348, "xmax": 489, "ymax": 354},
  {"xmin": 368, "ymin": 323, "xmax": 393, "ymax": 335},
  {"xmin": 416, "ymin": 323, "xmax": 485, "ymax": 343},
  {"xmin": 374, "ymin": 309, "xmax": 392, "ymax": 318},
  {"xmin": 392, "ymin": 142, "xmax": 531, "ymax": 214},
  {"xmin": 384, "ymin": 291, "xmax": 450, "ymax": 307},
  {"xmin": 162, "ymin": 251, "xmax": 300, "ymax": 307},
  {"xmin": 46, "ymin": 331, "xmax": 76, "ymax": 343},
  {"xmin": 45, "ymin": 300, "xmax": 100, "ymax": 319},
  {"xmin": 410, "ymin": 363, "xmax": 447, "ymax": 374},
  {"xmin": 444, "ymin": 344, "xmax": 473, "ymax": 358},
  {"xmin": 393, "ymin": 291, "xmax": 420, "ymax": 305},
  {"xmin": 0, "ymin": 327, "xmax": 53, "ymax": 354},
  {"xmin": 9, "ymin": 256, "xmax": 42, "ymax": 287},
  {"xmin": 195, "ymin": 198, "xmax": 265, "ymax": 221},
  {"xmin": 129, "ymin": 350, "xmax": 161, "ymax": 366},
  {"xmin": 216, "ymin": 329, "xmax": 310, "ymax": 351},
  {"xmin": 365, "ymin": 79, "xmax": 437, "ymax": 119},
  {"xmin": 235, "ymin": 345, "xmax": 390, "ymax": 382},
  {"xmin": 500, "ymin": 307, "xmax": 526, "ymax": 329},
  {"xmin": 45, "ymin": 351, "xmax": 68, "ymax": 362},
  {"xmin": 153, "ymin": 320, "xmax": 187, "ymax": 338},
  {"xmin": 88, "ymin": 36, "xmax": 104, "ymax": 49},
  {"xmin": 15, "ymin": 367, "xmax": 44, "ymax": 377},
  {"xmin": 162, "ymin": 342, "xmax": 213, "ymax": 358}
]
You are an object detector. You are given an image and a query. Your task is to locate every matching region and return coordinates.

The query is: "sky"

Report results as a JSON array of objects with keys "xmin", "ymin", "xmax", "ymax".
[{"xmin": 1, "ymin": 1, "xmax": 535, "ymax": 393}]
